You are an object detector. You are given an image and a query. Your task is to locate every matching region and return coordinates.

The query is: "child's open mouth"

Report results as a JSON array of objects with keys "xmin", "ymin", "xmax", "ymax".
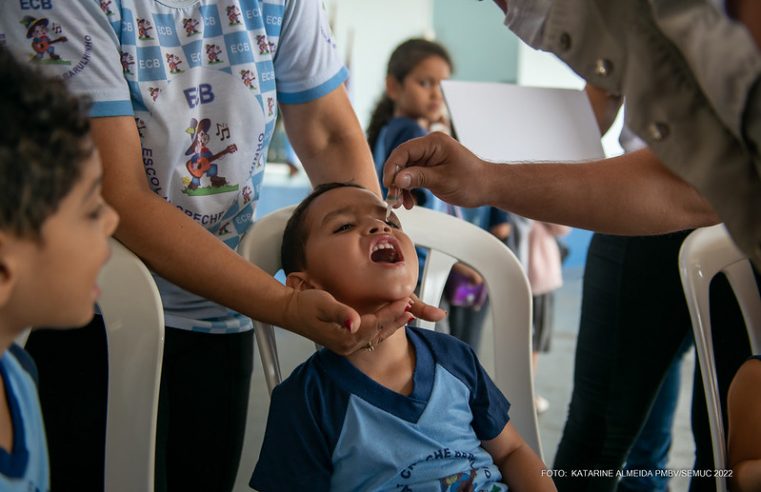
[{"xmin": 370, "ymin": 237, "xmax": 404, "ymax": 264}]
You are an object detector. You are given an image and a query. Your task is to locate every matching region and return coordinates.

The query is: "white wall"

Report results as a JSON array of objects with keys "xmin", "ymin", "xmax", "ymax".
[
  {"xmin": 517, "ymin": 41, "xmax": 624, "ymax": 157},
  {"xmin": 326, "ymin": 0, "xmax": 434, "ymax": 129}
]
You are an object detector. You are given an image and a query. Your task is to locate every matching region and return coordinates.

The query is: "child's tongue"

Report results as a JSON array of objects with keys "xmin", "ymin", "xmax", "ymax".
[{"xmin": 371, "ymin": 248, "xmax": 398, "ymax": 263}]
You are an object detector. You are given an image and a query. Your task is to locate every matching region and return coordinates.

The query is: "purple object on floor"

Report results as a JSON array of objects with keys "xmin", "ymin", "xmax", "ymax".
[{"xmin": 445, "ymin": 270, "xmax": 487, "ymax": 308}]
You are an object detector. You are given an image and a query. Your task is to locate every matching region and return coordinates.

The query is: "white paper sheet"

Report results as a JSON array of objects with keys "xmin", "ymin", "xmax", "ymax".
[{"xmin": 442, "ymin": 80, "xmax": 605, "ymax": 163}]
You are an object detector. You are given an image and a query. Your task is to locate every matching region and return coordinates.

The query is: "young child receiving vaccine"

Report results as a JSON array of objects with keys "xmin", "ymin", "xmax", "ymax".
[
  {"xmin": 0, "ymin": 47, "xmax": 118, "ymax": 490},
  {"xmin": 367, "ymin": 38, "xmax": 510, "ymax": 349},
  {"xmin": 250, "ymin": 182, "xmax": 554, "ymax": 491}
]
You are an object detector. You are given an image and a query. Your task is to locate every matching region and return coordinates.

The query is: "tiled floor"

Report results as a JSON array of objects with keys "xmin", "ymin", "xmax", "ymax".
[{"xmin": 237, "ymin": 267, "xmax": 698, "ymax": 492}]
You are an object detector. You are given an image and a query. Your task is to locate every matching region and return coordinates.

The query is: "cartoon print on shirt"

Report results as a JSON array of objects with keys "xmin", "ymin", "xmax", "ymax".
[
  {"xmin": 226, "ymin": 6, "xmax": 242, "ymax": 26},
  {"xmin": 240, "ymin": 69, "xmax": 256, "ymax": 90},
  {"xmin": 120, "ymin": 51, "xmax": 135, "ymax": 74},
  {"xmin": 182, "ymin": 18, "xmax": 201, "ymax": 37},
  {"xmin": 205, "ymin": 44, "xmax": 223, "ymax": 64},
  {"xmin": 21, "ymin": 16, "xmax": 69, "ymax": 64},
  {"xmin": 136, "ymin": 18, "xmax": 154, "ymax": 40},
  {"xmin": 166, "ymin": 53, "xmax": 184, "ymax": 74},
  {"xmin": 266, "ymin": 97, "xmax": 275, "ymax": 117},
  {"xmin": 182, "ymin": 117, "xmax": 239, "ymax": 196},
  {"xmin": 255, "ymin": 34, "xmax": 269, "ymax": 54},
  {"xmin": 242, "ymin": 185, "xmax": 252, "ymax": 204},
  {"xmin": 439, "ymin": 469, "xmax": 477, "ymax": 491},
  {"xmin": 99, "ymin": 0, "xmax": 114, "ymax": 17},
  {"xmin": 217, "ymin": 221, "xmax": 232, "ymax": 236},
  {"xmin": 0, "ymin": 0, "xmax": 339, "ymax": 335}
]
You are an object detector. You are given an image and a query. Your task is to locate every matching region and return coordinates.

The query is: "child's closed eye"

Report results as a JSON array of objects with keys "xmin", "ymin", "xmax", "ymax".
[
  {"xmin": 385, "ymin": 219, "xmax": 401, "ymax": 229},
  {"xmin": 333, "ymin": 223, "xmax": 354, "ymax": 233}
]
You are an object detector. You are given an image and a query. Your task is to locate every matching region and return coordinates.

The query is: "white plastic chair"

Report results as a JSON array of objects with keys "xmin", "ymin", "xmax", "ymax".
[
  {"xmin": 679, "ymin": 224, "xmax": 761, "ymax": 492},
  {"xmin": 14, "ymin": 238, "xmax": 164, "ymax": 491},
  {"xmin": 235, "ymin": 204, "xmax": 540, "ymax": 481},
  {"xmin": 96, "ymin": 238, "xmax": 165, "ymax": 492}
]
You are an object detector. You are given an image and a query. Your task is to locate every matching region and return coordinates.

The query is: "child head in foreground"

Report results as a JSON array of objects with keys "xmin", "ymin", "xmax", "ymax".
[
  {"xmin": 251, "ymin": 182, "xmax": 555, "ymax": 491},
  {"xmin": 0, "ymin": 47, "xmax": 119, "ymax": 348}
]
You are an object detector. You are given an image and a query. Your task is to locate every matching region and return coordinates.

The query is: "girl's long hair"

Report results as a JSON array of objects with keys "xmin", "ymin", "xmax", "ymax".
[{"xmin": 366, "ymin": 38, "xmax": 452, "ymax": 151}]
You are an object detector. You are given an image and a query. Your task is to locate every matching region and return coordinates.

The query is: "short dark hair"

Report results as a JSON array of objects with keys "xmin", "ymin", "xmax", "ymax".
[
  {"xmin": 0, "ymin": 47, "xmax": 92, "ymax": 239},
  {"xmin": 281, "ymin": 182, "xmax": 364, "ymax": 275}
]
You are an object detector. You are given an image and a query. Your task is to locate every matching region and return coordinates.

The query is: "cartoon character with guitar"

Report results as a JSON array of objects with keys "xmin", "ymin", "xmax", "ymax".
[
  {"xmin": 21, "ymin": 16, "xmax": 67, "ymax": 62},
  {"xmin": 184, "ymin": 118, "xmax": 237, "ymax": 193}
]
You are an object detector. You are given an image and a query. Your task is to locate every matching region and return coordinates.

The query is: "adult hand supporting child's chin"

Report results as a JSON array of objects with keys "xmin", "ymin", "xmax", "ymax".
[{"xmin": 283, "ymin": 289, "xmax": 445, "ymax": 355}]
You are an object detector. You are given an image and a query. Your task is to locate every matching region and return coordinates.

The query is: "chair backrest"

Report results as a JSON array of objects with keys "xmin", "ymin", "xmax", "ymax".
[
  {"xmin": 679, "ymin": 224, "xmax": 761, "ymax": 492},
  {"xmin": 236, "ymin": 205, "xmax": 540, "ymax": 471},
  {"xmin": 96, "ymin": 238, "xmax": 165, "ymax": 492}
]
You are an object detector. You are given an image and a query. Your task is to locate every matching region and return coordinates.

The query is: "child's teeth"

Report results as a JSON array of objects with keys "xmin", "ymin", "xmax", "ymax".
[{"xmin": 372, "ymin": 243, "xmax": 393, "ymax": 252}]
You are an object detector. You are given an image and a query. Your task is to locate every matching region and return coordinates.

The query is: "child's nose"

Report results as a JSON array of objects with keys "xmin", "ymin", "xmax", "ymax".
[
  {"xmin": 104, "ymin": 203, "xmax": 120, "ymax": 236},
  {"xmin": 366, "ymin": 220, "xmax": 391, "ymax": 235}
]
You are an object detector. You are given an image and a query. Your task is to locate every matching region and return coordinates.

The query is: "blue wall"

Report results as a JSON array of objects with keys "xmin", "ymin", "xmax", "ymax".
[
  {"xmin": 564, "ymin": 228, "xmax": 592, "ymax": 269},
  {"xmin": 256, "ymin": 182, "xmax": 310, "ymax": 218},
  {"xmin": 433, "ymin": 0, "xmax": 519, "ymax": 83}
]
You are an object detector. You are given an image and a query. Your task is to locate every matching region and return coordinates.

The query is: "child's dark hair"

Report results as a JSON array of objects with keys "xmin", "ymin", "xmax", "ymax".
[
  {"xmin": 281, "ymin": 182, "xmax": 364, "ymax": 275},
  {"xmin": 366, "ymin": 38, "xmax": 452, "ymax": 151},
  {"xmin": 0, "ymin": 47, "xmax": 92, "ymax": 239}
]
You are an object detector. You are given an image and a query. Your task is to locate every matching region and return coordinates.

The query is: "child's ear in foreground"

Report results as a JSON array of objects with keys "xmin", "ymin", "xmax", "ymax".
[
  {"xmin": 286, "ymin": 272, "xmax": 317, "ymax": 292},
  {"xmin": 0, "ymin": 233, "xmax": 18, "ymax": 307}
]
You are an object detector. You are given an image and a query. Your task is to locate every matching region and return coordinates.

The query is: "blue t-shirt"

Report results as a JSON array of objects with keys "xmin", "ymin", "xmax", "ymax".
[
  {"xmin": 0, "ymin": 0, "xmax": 346, "ymax": 333},
  {"xmin": 251, "ymin": 327, "xmax": 510, "ymax": 491},
  {"xmin": 0, "ymin": 345, "xmax": 49, "ymax": 492}
]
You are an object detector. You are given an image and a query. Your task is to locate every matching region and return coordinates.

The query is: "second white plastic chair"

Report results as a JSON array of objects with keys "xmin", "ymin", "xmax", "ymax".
[
  {"xmin": 97, "ymin": 238, "xmax": 165, "ymax": 492},
  {"xmin": 17, "ymin": 239, "xmax": 164, "ymax": 491},
  {"xmin": 679, "ymin": 224, "xmax": 761, "ymax": 492}
]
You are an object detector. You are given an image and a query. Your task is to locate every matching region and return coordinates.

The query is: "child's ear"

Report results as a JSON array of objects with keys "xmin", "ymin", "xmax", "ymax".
[
  {"xmin": 0, "ymin": 233, "xmax": 17, "ymax": 307},
  {"xmin": 285, "ymin": 272, "xmax": 319, "ymax": 291},
  {"xmin": 386, "ymin": 74, "xmax": 401, "ymax": 102}
]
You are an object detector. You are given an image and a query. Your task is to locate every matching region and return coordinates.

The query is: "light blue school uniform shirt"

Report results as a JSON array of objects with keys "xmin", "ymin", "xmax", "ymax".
[
  {"xmin": 251, "ymin": 327, "xmax": 511, "ymax": 491},
  {"xmin": 0, "ymin": 345, "xmax": 49, "ymax": 492},
  {"xmin": 0, "ymin": 0, "xmax": 347, "ymax": 333}
]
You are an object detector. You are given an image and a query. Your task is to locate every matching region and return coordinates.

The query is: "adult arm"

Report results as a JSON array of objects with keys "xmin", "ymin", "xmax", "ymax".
[
  {"xmin": 92, "ymin": 116, "xmax": 416, "ymax": 354},
  {"xmin": 383, "ymin": 132, "xmax": 719, "ymax": 235},
  {"xmin": 482, "ymin": 422, "xmax": 556, "ymax": 491},
  {"xmin": 280, "ymin": 84, "xmax": 381, "ymax": 195}
]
